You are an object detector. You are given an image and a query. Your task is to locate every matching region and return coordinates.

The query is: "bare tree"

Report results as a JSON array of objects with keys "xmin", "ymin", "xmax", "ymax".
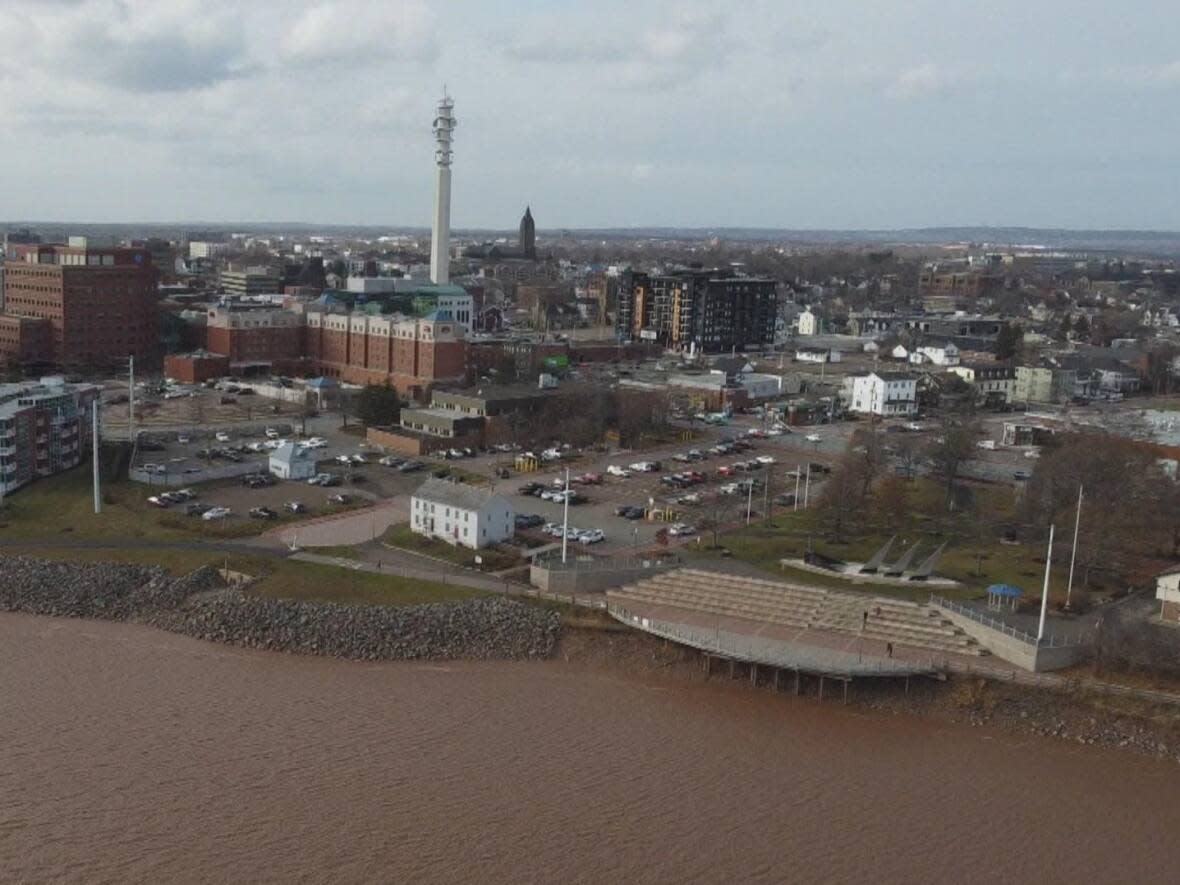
[{"xmin": 926, "ymin": 416, "xmax": 980, "ymax": 510}]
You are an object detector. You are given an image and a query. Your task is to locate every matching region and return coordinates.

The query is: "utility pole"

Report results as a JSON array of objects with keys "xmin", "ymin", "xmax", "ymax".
[
  {"xmin": 794, "ymin": 467, "xmax": 801, "ymax": 511},
  {"xmin": 92, "ymin": 399, "xmax": 102, "ymax": 514},
  {"xmin": 1037, "ymin": 524, "xmax": 1055, "ymax": 643},
  {"xmin": 763, "ymin": 467, "xmax": 771, "ymax": 525},
  {"xmin": 803, "ymin": 463, "xmax": 811, "ymax": 508},
  {"xmin": 1065, "ymin": 485, "xmax": 1083, "ymax": 610},
  {"xmin": 745, "ymin": 478, "xmax": 754, "ymax": 526},
  {"xmin": 128, "ymin": 355, "xmax": 135, "ymax": 445}
]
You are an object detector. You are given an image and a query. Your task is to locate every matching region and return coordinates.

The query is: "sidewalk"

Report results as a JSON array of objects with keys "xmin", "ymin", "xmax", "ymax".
[{"xmin": 259, "ymin": 497, "xmax": 407, "ymax": 549}]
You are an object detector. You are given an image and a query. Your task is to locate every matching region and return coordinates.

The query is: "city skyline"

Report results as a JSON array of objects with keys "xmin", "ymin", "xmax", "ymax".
[{"xmin": 0, "ymin": 0, "xmax": 1177, "ymax": 230}]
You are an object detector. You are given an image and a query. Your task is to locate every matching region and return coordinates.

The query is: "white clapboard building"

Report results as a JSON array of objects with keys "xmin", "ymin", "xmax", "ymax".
[{"xmin": 410, "ymin": 477, "xmax": 514, "ymax": 549}]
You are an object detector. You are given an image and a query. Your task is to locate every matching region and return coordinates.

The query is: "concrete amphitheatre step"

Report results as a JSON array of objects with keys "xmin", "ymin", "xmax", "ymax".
[
  {"xmin": 615, "ymin": 583, "xmax": 819, "ymax": 629},
  {"xmin": 610, "ymin": 569, "xmax": 986, "ymax": 657}
]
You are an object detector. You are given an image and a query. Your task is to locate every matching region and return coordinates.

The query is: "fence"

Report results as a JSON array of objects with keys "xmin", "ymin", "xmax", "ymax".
[
  {"xmin": 129, "ymin": 460, "xmax": 267, "ymax": 487},
  {"xmin": 930, "ymin": 595, "xmax": 1089, "ymax": 649}
]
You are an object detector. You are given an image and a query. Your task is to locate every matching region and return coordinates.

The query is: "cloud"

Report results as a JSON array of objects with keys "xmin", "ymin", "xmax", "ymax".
[
  {"xmin": 280, "ymin": 0, "xmax": 437, "ymax": 64},
  {"xmin": 886, "ymin": 63, "xmax": 955, "ymax": 100},
  {"xmin": 0, "ymin": 0, "xmax": 251, "ymax": 93},
  {"xmin": 505, "ymin": 8, "xmax": 731, "ymax": 89}
]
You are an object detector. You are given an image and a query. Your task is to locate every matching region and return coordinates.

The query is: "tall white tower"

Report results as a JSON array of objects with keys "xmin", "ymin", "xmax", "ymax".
[{"xmin": 430, "ymin": 91, "xmax": 456, "ymax": 285}]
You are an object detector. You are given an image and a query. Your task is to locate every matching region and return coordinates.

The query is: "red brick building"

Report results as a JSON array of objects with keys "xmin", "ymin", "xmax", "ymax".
[
  {"xmin": 204, "ymin": 305, "xmax": 304, "ymax": 371},
  {"xmin": 0, "ymin": 243, "xmax": 158, "ymax": 368},
  {"xmin": 163, "ymin": 351, "xmax": 230, "ymax": 384},
  {"xmin": 0, "ymin": 315, "xmax": 52, "ymax": 365},
  {"xmin": 305, "ymin": 309, "xmax": 467, "ymax": 400}
]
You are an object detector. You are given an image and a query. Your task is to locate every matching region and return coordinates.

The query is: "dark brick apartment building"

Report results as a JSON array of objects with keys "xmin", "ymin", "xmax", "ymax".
[{"xmin": 0, "ymin": 243, "xmax": 158, "ymax": 369}]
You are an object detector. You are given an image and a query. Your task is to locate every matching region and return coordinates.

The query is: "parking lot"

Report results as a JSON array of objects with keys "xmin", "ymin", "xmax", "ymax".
[
  {"xmin": 123, "ymin": 388, "xmax": 845, "ymax": 550},
  {"xmin": 501, "ymin": 431, "xmax": 834, "ymax": 555}
]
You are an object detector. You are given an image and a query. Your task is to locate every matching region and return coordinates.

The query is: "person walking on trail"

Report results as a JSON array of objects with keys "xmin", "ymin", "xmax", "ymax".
[
  {"xmin": 862, "ymin": 611, "xmax": 868, "ymax": 630},
  {"xmin": 886, "ymin": 642, "xmax": 893, "ymax": 658}
]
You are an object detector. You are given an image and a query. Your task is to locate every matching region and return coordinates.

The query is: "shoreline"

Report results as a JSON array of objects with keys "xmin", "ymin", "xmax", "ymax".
[
  {"xmin": 553, "ymin": 624, "xmax": 1180, "ymax": 762},
  {"xmin": 3, "ymin": 552, "xmax": 1178, "ymax": 761}
]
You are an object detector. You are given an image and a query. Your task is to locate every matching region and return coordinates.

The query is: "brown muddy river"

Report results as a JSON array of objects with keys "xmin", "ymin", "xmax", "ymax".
[{"xmin": 1, "ymin": 612, "xmax": 1177, "ymax": 884}]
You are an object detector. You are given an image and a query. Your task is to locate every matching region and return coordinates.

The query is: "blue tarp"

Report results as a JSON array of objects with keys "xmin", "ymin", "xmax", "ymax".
[{"xmin": 986, "ymin": 583, "xmax": 1022, "ymax": 598}]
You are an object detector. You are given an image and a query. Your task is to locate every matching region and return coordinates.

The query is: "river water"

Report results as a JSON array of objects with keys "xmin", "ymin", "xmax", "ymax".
[{"xmin": 1, "ymin": 612, "xmax": 1177, "ymax": 884}]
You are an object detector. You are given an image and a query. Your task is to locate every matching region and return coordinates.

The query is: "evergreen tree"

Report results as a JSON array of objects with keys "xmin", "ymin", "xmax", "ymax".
[
  {"xmin": 356, "ymin": 383, "xmax": 401, "ymax": 427},
  {"xmin": 993, "ymin": 322, "xmax": 1022, "ymax": 361}
]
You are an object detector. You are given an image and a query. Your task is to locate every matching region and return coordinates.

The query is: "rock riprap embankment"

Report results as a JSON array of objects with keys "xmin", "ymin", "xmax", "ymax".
[{"xmin": 0, "ymin": 556, "xmax": 559, "ymax": 661}]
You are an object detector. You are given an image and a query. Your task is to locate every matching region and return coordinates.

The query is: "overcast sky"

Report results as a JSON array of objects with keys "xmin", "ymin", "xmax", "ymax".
[{"xmin": 0, "ymin": 0, "xmax": 1177, "ymax": 231}]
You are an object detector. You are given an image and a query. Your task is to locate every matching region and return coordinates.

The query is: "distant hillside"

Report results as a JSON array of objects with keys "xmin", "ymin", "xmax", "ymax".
[{"xmin": 4, "ymin": 221, "xmax": 1178, "ymax": 258}]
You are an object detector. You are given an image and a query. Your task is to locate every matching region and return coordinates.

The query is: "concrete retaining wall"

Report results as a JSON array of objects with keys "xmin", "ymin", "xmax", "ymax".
[
  {"xmin": 531, "ymin": 558, "xmax": 679, "ymax": 594},
  {"xmin": 932, "ymin": 603, "xmax": 1090, "ymax": 672}
]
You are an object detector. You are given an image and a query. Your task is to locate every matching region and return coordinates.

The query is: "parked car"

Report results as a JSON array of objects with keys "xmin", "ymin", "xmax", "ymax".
[
  {"xmin": 146, "ymin": 495, "xmax": 170, "ymax": 508},
  {"xmin": 755, "ymin": 455, "xmax": 777, "ymax": 465},
  {"xmin": 303, "ymin": 437, "xmax": 328, "ymax": 449},
  {"xmin": 378, "ymin": 455, "xmax": 404, "ymax": 467},
  {"xmin": 249, "ymin": 506, "xmax": 278, "ymax": 520},
  {"xmin": 397, "ymin": 460, "xmax": 424, "ymax": 473},
  {"xmin": 577, "ymin": 529, "xmax": 605, "ymax": 544},
  {"xmin": 518, "ymin": 482, "xmax": 544, "ymax": 496},
  {"xmin": 215, "ymin": 432, "xmax": 231, "ymax": 442},
  {"xmin": 284, "ymin": 501, "xmax": 307, "ymax": 514},
  {"xmin": 184, "ymin": 502, "xmax": 206, "ymax": 517},
  {"xmin": 514, "ymin": 513, "xmax": 545, "ymax": 529},
  {"xmin": 615, "ymin": 505, "xmax": 645, "ymax": 520},
  {"xmin": 265, "ymin": 428, "xmax": 280, "ymax": 439},
  {"xmin": 176, "ymin": 434, "xmax": 190, "ymax": 445},
  {"xmin": 201, "ymin": 507, "xmax": 231, "ymax": 521},
  {"xmin": 668, "ymin": 523, "xmax": 697, "ymax": 537},
  {"xmin": 327, "ymin": 493, "xmax": 351, "ymax": 505},
  {"xmin": 606, "ymin": 465, "xmax": 632, "ymax": 478}
]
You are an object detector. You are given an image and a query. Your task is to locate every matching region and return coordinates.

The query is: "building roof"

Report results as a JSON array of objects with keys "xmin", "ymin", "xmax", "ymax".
[
  {"xmin": 412, "ymin": 477, "xmax": 502, "ymax": 511},
  {"xmin": 870, "ymin": 371, "xmax": 919, "ymax": 382},
  {"xmin": 269, "ymin": 442, "xmax": 312, "ymax": 464}
]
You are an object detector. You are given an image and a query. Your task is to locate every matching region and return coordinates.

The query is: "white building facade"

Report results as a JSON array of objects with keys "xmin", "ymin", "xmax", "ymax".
[
  {"xmin": 410, "ymin": 477, "xmax": 514, "ymax": 549},
  {"xmin": 849, "ymin": 372, "xmax": 919, "ymax": 417},
  {"xmin": 797, "ymin": 308, "xmax": 820, "ymax": 336}
]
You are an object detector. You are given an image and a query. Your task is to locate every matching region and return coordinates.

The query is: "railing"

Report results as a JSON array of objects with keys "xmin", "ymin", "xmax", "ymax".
[
  {"xmin": 533, "ymin": 553, "xmax": 682, "ymax": 573},
  {"xmin": 607, "ymin": 602, "xmax": 940, "ymax": 677},
  {"xmin": 929, "ymin": 595, "xmax": 1089, "ymax": 648}
]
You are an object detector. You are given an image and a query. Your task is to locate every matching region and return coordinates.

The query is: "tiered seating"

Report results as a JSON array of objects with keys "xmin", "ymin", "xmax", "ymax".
[
  {"xmin": 608, "ymin": 569, "xmax": 986, "ymax": 657},
  {"xmin": 612, "ymin": 569, "xmax": 826, "ymax": 630}
]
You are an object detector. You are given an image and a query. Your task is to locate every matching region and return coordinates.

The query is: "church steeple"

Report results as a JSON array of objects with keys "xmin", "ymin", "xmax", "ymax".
[{"xmin": 519, "ymin": 206, "xmax": 536, "ymax": 260}]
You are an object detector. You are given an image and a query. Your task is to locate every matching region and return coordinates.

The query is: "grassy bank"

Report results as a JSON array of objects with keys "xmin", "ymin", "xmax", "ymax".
[
  {"xmin": 0, "ymin": 544, "xmax": 484, "ymax": 609},
  {"xmin": 383, "ymin": 523, "xmax": 523, "ymax": 571}
]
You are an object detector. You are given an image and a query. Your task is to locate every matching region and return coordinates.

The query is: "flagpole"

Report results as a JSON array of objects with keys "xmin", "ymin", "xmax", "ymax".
[
  {"xmin": 1038, "ymin": 524, "xmax": 1055, "ymax": 642},
  {"xmin": 1065, "ymin": 485, "xmax": 1083, "ymax": 610}
]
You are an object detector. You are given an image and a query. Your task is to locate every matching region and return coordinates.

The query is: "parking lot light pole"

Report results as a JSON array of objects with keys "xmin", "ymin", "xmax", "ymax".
[
  {"xmin": 128, "ymin": 355, "xmax": 135, "ymax": 444},
  {"xmin": 561, "ymin": 467, "xmax": 570, "ymax": 563}
]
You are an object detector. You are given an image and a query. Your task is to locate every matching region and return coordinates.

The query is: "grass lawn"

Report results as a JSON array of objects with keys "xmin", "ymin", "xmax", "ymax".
[
  {"xmin": 383, "ymin": 522, "xmax": 523, "ymax": 571},
  {"xmin": 0, "ymin": 543, "xmax": 484, "ymax": 608},
  {"xmin": 0, "ymin": 468, "xmax": 363, "ymax": 543},
  {"xmin": 250, "ymin": 558, "xmax": 486, "ymax": 607},
  {"xmin": 703, "ymin": 477, "xmax": 1068, "ymax": 604}
]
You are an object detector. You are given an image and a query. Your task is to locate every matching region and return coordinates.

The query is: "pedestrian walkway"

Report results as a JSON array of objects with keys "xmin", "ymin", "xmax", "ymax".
[{"xmin": 261, "ymin": 497, "xmax": 407, "ymax": 549}]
